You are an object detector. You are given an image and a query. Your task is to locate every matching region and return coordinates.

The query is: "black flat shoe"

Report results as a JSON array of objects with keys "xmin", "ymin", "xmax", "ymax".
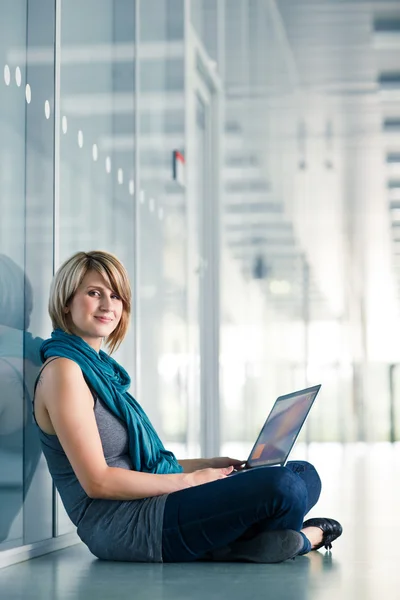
[
  {"xmin": 302, "ymin": 517, "xmax": 343, "ymax": 551},
  {"xmin": 205, "ymin": 530, "xmax": 305, "ymax": 563}
]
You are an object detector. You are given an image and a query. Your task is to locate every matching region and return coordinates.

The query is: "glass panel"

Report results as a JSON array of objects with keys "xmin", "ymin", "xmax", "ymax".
[
  {"xmin": 0, "ymin": 0, "xmax": 28, "ymax": 551},
  {"xmin": 219, "ymin": 2, "xmax": 308, "ymax": 458},
  {"xmin": 191, "ymin": 94, "xmax": 206, "ymax": 454},
  {"xmin": 138, "ymin": 0, "xmax": 190, "ymax": 457},
  {"xmin": 190, "ymin": 0, "xmax": 219, "ymax": 64},
  {"xmin": 23, "ymin": 0, "xmax": 56, "ymax": 545},
  {"xmin": 391, "ymin": 364, "xmax": 400, "ymax": 441},
  {"xmin": 0, "ymin": 0, "xmax": 54, "ymax": 551},
  {"xmin": 58, "ymin": 0, "xmax": 136, "ymax": 535}
]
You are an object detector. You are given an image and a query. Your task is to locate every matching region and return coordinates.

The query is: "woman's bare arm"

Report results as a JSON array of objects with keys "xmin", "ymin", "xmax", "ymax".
[{"xmin": 37, "ymin": 358, "xmax": 231, "ymax": 500}]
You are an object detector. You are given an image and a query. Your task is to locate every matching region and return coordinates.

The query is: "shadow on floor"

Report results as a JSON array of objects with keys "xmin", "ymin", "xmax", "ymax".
[
  {"xmin": 66, "ymin": 547, "xmax": 339, "ymax": 600},
  {"xmin": 0, "ymin": 541, "xmax": 340, "ymax": 600}
]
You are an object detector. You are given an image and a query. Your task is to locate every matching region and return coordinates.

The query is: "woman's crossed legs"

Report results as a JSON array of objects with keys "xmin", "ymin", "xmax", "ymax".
[{"xmin": 162, "ymin": 460, "xmax": 321, "ymax": 562}]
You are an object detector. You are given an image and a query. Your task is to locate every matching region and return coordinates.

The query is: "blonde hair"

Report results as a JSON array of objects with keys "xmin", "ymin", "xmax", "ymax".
[{"xmin": 49, "ymin": 251, "xmax": 132, "ymax": 353}]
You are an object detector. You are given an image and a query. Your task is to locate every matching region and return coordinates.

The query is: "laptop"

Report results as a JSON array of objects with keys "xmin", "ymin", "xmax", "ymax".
[{"xmin": 232, "ymin": 384, "xmax": 321, "ymax": 473}]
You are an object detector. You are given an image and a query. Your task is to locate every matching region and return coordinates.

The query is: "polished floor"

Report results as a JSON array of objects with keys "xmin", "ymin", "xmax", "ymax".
[{"xmin": 1, "ymin": 443, "xmax": 400, "ymax": 600}]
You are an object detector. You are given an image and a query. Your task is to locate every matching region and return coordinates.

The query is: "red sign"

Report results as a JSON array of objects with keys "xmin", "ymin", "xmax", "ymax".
[{"xmin": 172, "ymin": 150, "xmax": 186, "ymax": 187}]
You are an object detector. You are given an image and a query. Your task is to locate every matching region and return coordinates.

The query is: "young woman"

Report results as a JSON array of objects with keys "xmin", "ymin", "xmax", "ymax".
[{"xmin": 33, "ymin": 250, "xmax": 342, "ymax": 563}]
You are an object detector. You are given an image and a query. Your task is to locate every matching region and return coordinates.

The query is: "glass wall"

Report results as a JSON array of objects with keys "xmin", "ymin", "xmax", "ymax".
[
  {"xmin": 24, "ymin": 0, "xmax": 56, "ymax": 545},
  {"xmin": 0, "ymin": 0, "xmax": 55, "ymax": 552},
  {"xmin": 0, "ymin": 0, "xmax": 204, "ymax": 560},
  {"xmin": 0, "ymin": 1, "xmax": 29, "ymax": 550},
  {"xmin": 190, "ymin": 0, "xmax": 400, "ymax": 456},
  {"xmin": 137, "ymin": 0, "xmax": 189, "ymax": 457},
  {"xmin": 191, "ymin": 1, "xmax": 312, "ymax": 457},
  {"xmin": 57, "ymin": 0, "xmax": 137, "ymax": 535}
]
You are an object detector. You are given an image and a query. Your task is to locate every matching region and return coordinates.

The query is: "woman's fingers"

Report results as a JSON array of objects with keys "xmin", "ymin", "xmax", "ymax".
[
  {"xmin": 212, "ymin": 456, "xmax": 246, "ymax": 468},
  {"xmin": 221, "ymin": 466, "xmax": 234, "ymax": 475},
  {"xmin": 186, "ymin": 466, "xmax": 234, "ymax": 487},
  {"xmin": 230, "ymin": 458, "xmax": 247, "ymax": 467}
]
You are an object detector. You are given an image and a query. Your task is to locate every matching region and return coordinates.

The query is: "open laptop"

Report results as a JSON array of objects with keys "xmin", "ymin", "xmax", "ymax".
[{"xmin": 232, "ymin": 384, "xmax": 321, "ymax": 473}]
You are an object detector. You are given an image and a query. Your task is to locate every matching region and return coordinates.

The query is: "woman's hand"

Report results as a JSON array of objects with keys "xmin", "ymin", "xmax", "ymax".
[
  {"xmin": 183, "ymin": 466, "xmax": 234, "ymax": 487},
  {"xmin": 178, "ymin": 457, "xmax": 246, "ymax": 474},
  {"xmin": 208, "ymin": 456, "xmax": 247, "ymax": 470}
]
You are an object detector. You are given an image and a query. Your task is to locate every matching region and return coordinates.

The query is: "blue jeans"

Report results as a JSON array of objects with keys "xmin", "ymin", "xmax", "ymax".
[{"xmin": 162, "ymin": 461, "xmax": 321, "ymax": 562}]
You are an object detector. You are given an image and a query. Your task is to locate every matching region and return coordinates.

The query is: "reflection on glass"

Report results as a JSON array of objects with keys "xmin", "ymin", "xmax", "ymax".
[
  {"xmin": 44, "ymin": 100, "xmax": 51, "ymax": 119},
  {"xmin": 0, "ymin": 256, "xmax": 43, "ymax": 549},
  {"xmin": 15, "ymin": 66, "xmax": 22, "ymax": 87},
  {"xmin": 0, "ymin": 1, "xmax": 29, "ymax": 550},
  {"xmin": 25, "ymin": 83, "xmax": 31, "ymax": 104},
  {"xmin": 92, "ymin": 143, "xmax": 98, "ymax": 161},
  {"xmin": 4, "ymin": 64, "xmax": 11, "ymax": 86},
  {"xmin": 0, "ymin": 0, "xmax": 56, "ymax": 552}
]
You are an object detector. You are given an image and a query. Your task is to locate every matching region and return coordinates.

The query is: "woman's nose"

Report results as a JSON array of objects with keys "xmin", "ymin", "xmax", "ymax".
[{"xmin": 100, "ymin": 296, "xmax": 112, "ymax": 310}]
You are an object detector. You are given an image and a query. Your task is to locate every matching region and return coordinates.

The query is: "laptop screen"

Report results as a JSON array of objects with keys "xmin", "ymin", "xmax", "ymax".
[{"xmin": 247, "ymin": 385, "xmax": 321, "ymax": 467}]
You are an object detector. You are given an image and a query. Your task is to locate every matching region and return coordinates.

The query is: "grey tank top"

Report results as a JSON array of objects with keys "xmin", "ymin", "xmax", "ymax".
[{"xmin": 34, "ymin": 359, "xmax": 168, "ymax": 562}]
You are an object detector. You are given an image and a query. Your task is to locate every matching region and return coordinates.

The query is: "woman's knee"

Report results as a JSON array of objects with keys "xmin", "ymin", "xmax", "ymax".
[
  {"xmin": 286, "ymin": 460, "xmax": 322, "ymax": 509},
  {"xmin": 259, "ymin": 467, "xmax": 308, "ymax": 514},
  {"xmin": 286, "ymin": 460, "xmax": 319, "ymax": 476}
]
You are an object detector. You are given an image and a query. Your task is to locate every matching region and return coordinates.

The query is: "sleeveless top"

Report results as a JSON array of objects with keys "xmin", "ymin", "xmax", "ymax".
[{"xmin": 33, "ymin": 359, "xmax": 168, "ymax": 562}]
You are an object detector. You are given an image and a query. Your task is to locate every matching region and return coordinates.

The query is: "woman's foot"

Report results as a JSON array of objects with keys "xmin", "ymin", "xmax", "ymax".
[
  {"xmin": 301, "ymin": 525, "xmax": 324, "ymax": 549},
  {"xmin": 301, "ymin": 517, "xmax": 343, "ymax": 551}
]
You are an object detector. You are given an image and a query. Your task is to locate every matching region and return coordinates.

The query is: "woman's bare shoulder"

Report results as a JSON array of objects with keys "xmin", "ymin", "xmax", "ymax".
[{"xmin": 36, "ymin": 357, "xmax": 86, "ymax": 392}]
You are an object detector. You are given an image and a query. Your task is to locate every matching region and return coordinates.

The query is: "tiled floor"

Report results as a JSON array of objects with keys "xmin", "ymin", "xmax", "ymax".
[{"xmin": 1, "ymin": 443, "xmax": 400, "ymax": 600}]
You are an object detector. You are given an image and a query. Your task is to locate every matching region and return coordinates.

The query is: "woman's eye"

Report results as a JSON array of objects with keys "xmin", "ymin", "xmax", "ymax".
[{"xmin": 89, "ymin": 290, "xmax": 100, "ymax": 296}]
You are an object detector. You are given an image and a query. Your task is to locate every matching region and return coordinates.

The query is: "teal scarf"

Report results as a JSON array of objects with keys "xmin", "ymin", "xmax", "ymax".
[{"xmin": 40, "ymin": 329, "xmax": 183, "ymax": 475}]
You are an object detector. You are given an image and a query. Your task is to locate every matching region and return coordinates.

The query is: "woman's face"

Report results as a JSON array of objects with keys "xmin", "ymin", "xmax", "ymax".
[{"xmin": 66, "ymin": 270, "xmax": 123, "ymax": 351}]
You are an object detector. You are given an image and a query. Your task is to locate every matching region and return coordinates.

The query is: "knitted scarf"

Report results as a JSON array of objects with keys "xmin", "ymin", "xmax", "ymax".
[{"xmin": 40, "ymin": 329, "xmax": 182, "ymax": 475}]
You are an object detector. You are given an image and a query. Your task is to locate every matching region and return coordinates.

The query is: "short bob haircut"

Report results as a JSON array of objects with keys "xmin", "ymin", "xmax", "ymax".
[{"xmin": 49, "ymin": 250, "xmax": 131, "ymax": 354}]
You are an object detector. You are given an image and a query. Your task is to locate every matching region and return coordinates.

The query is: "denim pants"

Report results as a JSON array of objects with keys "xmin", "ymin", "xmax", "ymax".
[{"xmin": 162, "ymin": 461, "xmax": 321, "ymax": 562}]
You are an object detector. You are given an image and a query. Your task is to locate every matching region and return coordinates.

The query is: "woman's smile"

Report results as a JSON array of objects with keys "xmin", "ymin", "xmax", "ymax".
[{"xmin": 94, "ymin": 316, "xmax": 113, "ymax": 324}]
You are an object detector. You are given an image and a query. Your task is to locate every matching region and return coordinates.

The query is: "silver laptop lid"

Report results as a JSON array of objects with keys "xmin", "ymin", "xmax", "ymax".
[{"xmin": 246, "ymin": 385, "xmax": 321, "ymax": 468}]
